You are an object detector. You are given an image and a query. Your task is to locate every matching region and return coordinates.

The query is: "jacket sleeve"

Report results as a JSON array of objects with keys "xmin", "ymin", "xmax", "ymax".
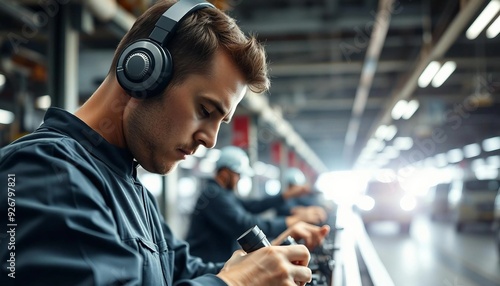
[
  {"xmin": 0, "ymin": 142, "xmax": 142, "ymax": 286},
  {"xmin": 239, "ymin": 194, "xmax": 286, "ymax": 214},
  {"xmin": 200, "ymin": 183, "xmax": 288, "ymax": 239},
  {"xmin": 146, "ymin": 192, "xmax": 227, "ymax": 285}
]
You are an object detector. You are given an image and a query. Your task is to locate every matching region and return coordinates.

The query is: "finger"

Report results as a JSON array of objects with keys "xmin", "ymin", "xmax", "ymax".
[
  {"xmin": 290, "ymin": 264, "xmax": 312, "ymax": 284},
  {"xmin": 282, "ymin": 245, "xmax": 310, "ymax": 266},
  {"xmin": 320, "ymin": 225, "xmax": 331, "ymax": 237},
  {"xmin": 231, "ymin": 249, "xmax": 246, "ymax": 257}
]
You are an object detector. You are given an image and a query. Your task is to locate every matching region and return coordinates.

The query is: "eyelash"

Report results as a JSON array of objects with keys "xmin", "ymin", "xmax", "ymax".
[{"xmin": 200, "ymin": 105, "xmax": 210, "ymax": 118}]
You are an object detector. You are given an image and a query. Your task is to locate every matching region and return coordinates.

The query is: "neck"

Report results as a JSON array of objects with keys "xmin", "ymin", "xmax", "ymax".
[{"xmin": 74, "ymin": 75, "xmax": 131, "ymax": 148}]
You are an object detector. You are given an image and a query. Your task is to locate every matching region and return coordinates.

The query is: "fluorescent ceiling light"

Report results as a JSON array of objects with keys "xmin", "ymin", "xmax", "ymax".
[
  {"xmin": 466, "ymin": 0, "xmax": 500, "ymax": 40},
  {"xmin": 384, "ymin": 125, "xmax": 398, "ymax": 141},
  {"xmin": 482, "ymin": 136, "xmax": 500, "ymax": 152},
  {"xmin": 487, "ymin": 155, "xmax": 500, "ymax": 168},
  {"xmin": 447, "ymin": 148, "xmax": 464, "ymax": 163},
  {"xmin": 383, "ymin": 146, "xmax": 400, "ymax": 159},
  {"xmin": 434, "ymin": 153, "xmax": 448, "ymax": 168},
  {"xmin": 375, "ymin": 125, "xmax": 388, "ymax": 140},
  {"xmin": 391, "ymin": 100, "xmax": 407, "ymax": 120},
  {"xmin": 418, "ymin": 61, "xmax": 441, "ymax": 88},
  {"xmin": 0, "ymin": 109, "xmax": 14, "ymax": 125},
  {"xmin": 471, "ymin": 158, "xmax": 485, "ymax": 170},
  {"xmin": 463, "ymin": 143, "xmax": 481, "ymax": 158},
  {"xmin": 402, "ymin": 99, "xmax": 419, "ymax": 120},
  {"xmin": 366, "ymin": 138, "xmax": 385, "ymax": 152},
  {"xmin": 431, "ymin": 61, "xmax": 456, "ymax": 88},
  {"xmin": 393, "ymin": 137, "xmax": 413, "ymax": 150},
  {"xmin": 487, "ymin": 15, "xmax": 500, "ymax": 38}
]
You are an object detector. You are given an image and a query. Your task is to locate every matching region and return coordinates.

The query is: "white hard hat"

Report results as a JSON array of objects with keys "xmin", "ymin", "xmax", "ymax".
[
  {"xmin": 285, "ymin": 168, "xmax": 306, "ymax": 185},
  {"xmin": 216, "ymin": 146, "xmax": 254, "ymax": 176}
]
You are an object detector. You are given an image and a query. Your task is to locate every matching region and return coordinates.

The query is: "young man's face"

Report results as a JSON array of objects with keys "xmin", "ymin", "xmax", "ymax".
[{"xmin": 124, "ymin": 49, "xmax": 247, "ymax": 174}]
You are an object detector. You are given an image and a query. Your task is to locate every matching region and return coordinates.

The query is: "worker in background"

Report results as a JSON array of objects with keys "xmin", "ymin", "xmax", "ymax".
[
  {"xmin": 186, "ymin": 146, "xmax": 329, "ymax": 262},
  {"xmin": 275, "ymin": 167, "xmax": 326, "ymax": 217},
  {"xmin": 0, "ymin": 1, "xmax": 328, "ymax": 285}
]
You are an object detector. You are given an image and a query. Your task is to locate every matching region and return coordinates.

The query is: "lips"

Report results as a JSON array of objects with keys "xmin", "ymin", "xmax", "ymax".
[
  {"xmin": 177, "ymin": 148, "xmax": 195, "ymax": 160},
  {"xmin": 180, "ymin": 148, "xmax": 194, "ymax": 156}
]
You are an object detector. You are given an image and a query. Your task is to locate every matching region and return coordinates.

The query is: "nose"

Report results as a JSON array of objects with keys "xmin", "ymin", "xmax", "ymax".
[{"xmin": 195, "ymin": 121, "xmax": 220, "ymax": 148}]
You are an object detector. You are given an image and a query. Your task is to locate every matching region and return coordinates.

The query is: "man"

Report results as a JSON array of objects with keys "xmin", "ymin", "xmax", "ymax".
[
  {"xmin": 0, "ymin": 0, "xmax": 328, "ymax": 285},
  {"xmin": 186, "ymin": 146, "xmax": 329, "ymax": 262}
]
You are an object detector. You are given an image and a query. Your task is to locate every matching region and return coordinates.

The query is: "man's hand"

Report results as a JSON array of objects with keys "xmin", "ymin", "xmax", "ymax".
[
  {"xmin": 217, "ymin": 245, "xmax": 312, "ymax": 286},
  {"xmin": 282, "ymin": 185, "xmax": 311, "ymax": 200},
  {"xmin": 291, "ymin": 206, "xmax": 328, "ymax": 225},
  {"xmin": 272, "ymin": 221, "xmax": 330, "ymax": 251}
]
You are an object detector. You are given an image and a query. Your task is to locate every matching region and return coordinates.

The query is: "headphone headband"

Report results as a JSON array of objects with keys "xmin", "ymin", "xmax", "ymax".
[{"xmin": 150, "ymin": 0, "xmax": 215, "ymax": 46}]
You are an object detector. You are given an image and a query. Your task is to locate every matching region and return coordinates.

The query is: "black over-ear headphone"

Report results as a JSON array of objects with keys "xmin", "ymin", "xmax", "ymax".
[{"xmin": 116, "ymin": 0, "xmax": 214, "ymax": 98}]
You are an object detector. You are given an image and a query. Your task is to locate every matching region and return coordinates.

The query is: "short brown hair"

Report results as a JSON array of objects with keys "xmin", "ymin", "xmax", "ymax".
[{"xmin": 109, "ymin": 0, "xmax": 270, "ymax": 93}]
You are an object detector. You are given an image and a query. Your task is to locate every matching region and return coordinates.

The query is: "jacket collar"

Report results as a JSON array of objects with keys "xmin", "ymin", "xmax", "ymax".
[{"xmin": 39, "ymin": 107, "xmax": 137, "ymax": 178}]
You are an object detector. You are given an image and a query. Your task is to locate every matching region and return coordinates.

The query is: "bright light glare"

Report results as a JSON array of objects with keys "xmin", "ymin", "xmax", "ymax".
[
  {"xmin": 36, "ymin": 95, "xmax": 51, "ymax": 109},
  {"xmin": 206, "ymin": 148, "xmax": 221, "ymax": 161},
  {"xmin": 463, "ymin": 143, "xmax": 481, "ymax": 158},
  {"xmin": 237, "ymin": 176, "xmax": 252, "ymax": 197},
  {"xmin": 366, "ymin": 138, "xmax": 386, "ymax": 152},
  {"xmin": 486, "ymin": 155, "xmax": 500, "ymax": 168},
  {"xmin": 431, "ymin": 61, "xmax": 456, "ymax": 88},
  {"xmin": 400, "ymin": 195, "xmax": 416, "ymax": 211},
  {"xmin": 356, "ymin": 196, "xmax": 375, "ymax": 211},
  {"xmin": 482, "ymin": 136, "xmax": 500, "ymax": 152},
  {"xmin": 401, "ymin": 99, "xmax": 419, "ymax": 120},
  {"xmin": 0, "ymin": 109, "xmax": 14, "ymax": 125},
  {"xmin": 418, "ymin": 61, "xmax": 441, "ymax": 88},
  {"xmin": 139, "ymin": 173, "xmax": 163, "ymax": 197},
  {"xmin": 0, "ymin": 74, "xmax": 5, "ymax": 87},
  {"xmin": 486, "ymin": 15, "xmax": 500, "ymax": 38},
  {"xmin": 434, "ymin": 153, "xmax": 448, "ymax": 168},
  {"xmin": 391, "ymin": 100, "xmax": 407, "ymax": 120},
  {"xmin": 393, "ymin": 137, "xmax": 413, "ymax": 150},
  {"xmin": 315, "ymin": 170, "xmax": 370, "ymax": 205},
  {"xmin": 375, "ymin": 125, "xmax": 388, "ymax": 140},
  {"xmin": 253, "ymin": 161, "xmax": 268, "ymax": 176},
  {"xmin": 447, "ymin": 148, "xmax": 464, "ymax": 163},
  {"xmin": 466, "ymin": 0, "xmax": 500, "ymax": 40},
  {"xmin": 265, "ymin": 179, "xmax": 281, "ymax": 196},
  {"xmin": 385, "ymin": 125, "xmax": 398, "ymax": 141},
  {"xmin": 193, "ymin": 146, "xmax": 207, "ymax": 157},
  {"xmin": 374, "ymin": 169, "xmax": 396, "ymax": 183},
  {"xmin": 199, "ymin": 158, "xmax": 215, "ymax": 173},
  {"xmin": 178, "ymin": 177, "xmax": 197, "ymax": 197},
  {"xmin": 475, "ymin": 166, "xmax": 499, "ymax": 180},
  {"xmin": 179, "ymin": 155, "xmax": 197, "ymax": 169}
]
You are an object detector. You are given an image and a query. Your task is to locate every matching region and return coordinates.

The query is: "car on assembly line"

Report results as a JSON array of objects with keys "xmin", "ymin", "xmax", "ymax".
[
  {"xmin": 428, "ymin": 182, "xmax": 452, "ymax": 221},
  {"xmin": 448, "ymin": 179, "xmax": 499, "ymax": 232},
  {"xmin": 355, "ymin": 180, "xmax": 417, "ymax": 234}
]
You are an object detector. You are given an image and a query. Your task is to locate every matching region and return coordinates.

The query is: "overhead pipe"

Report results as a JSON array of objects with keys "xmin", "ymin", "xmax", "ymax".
[
  {"xmin": 242, "ymin": 91, "xmax": 329, "ymax": 174},
  {"xmin": 83, "ymin": 0, "xmax": 136, "ymax": 35},
  {"xmin": 356, "ymin": 0, "xmax": 486, "ymax": 165},
  {"xmin": 343, "ymin": 0, "xmax": 396, "ymax": 164}
]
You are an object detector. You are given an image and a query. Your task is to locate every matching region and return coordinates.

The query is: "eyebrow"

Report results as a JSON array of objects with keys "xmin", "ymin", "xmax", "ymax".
[{"xmin": 205, "ymin": 97, "xmax": 232, "ymax": 123}]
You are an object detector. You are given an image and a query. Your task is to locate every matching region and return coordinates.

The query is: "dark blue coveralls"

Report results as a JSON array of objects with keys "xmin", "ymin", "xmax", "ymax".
[
  {"xmin": 0, "ymin": 108, "xmax": 225, "ymax": 286},
  {"xmin": 186, "ymin": 179, "xmax": 288, "ymax": 262}
]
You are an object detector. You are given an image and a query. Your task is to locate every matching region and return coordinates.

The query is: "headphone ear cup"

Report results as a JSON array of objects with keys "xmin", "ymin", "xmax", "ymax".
[{"xmin": 116, "ymin": 39, "xmax": 173, "ymax": 98}]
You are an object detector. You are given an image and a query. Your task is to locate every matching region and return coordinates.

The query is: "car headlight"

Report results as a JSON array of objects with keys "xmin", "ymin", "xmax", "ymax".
[{"xmin": 400, "ymin": 195, "xmax": 417, "ymax": 211}]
